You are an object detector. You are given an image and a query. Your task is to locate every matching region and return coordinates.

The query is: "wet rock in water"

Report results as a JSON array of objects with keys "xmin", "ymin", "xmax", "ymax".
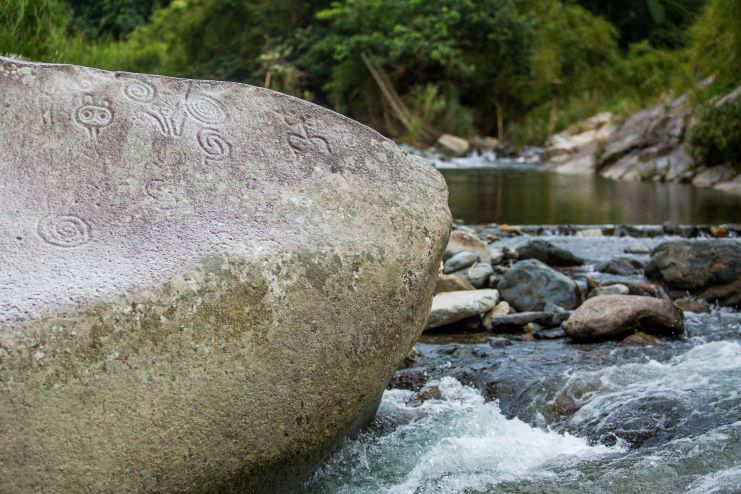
[
  {"xmin": 0, "ymin": 57, "xmax": 451, "ymax": 493},
  {"xmin": 487, "ymin": 336, "xmax": 513, "ymax": 347},
  {"xmin": 624, "ymin": 243, "xmax": 651, "ymax": 254},
  {"xmin": 534, "ymin": 327, "xmax": 566, "ymax": 339},
  {"xmin": 494, "ymin": 237, "xmax": 584, "ymax": 266},
  {"xmin": 406, "ymin": 384, "xmax": 444, "ymax": 407},
  {"xmin": 595, "ymin": 256, "xmax": 644, "ymax": 275},
  {"xmin": 576, "ymin": 228, "xmax": 604, "ymax": 238},
  {"xmin": 564, "ymin": 295, "xmax": 684, "ymax": 341},
  {"xmin": 620, "ymin": 331, "xmax": 659, "ymax": 346},
  {"xmin": 437, "ymin": 133, "xmax": 470, "ymax": 157},
  {"xmin": 588, "ymin": 283, "xmax": 630, "ymax": 298},
  {"xmin": 488, "ymin": 311, "xmax": 570, "ymax": 333},
  {"xmin": 498, "ymin": 259, "xmax": 581, "ymax": 312},
  {"xmin": 467, "ymin": 262, "xmax": 494, "ymax": 288},
  {"xmin": 443, "ymin": 230, "xmax": 491, "ymax": 264},
  {"xmin": 388, "ymin": 368, "xmax": 428, "ymax": 391},
  {"xmin": 426, "ymin": 290, "xmax": 499, "ymax": 330},
  {"xmin": 443, "ymin": 250, "xmax": 479, "ymax": 273},
  {"xmin": 434, "ymin": 273, "xmax": 475, "ymax": 294},
  {"xmin": 646, "ymin": 240, "xmax": 741, "ymax": 307},
  {"xmin": 674, "ymin": 297, "xmax": 711, "ymax": 313},
  {"xmin": 691, "ymin": 165, "xmax": 737, "ymax": 188}
]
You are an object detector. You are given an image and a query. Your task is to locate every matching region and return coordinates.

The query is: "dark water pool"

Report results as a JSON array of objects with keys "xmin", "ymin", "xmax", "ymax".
[{"xmin": 440, "ymin": 166, "xmax": 741, "ymax": 225}]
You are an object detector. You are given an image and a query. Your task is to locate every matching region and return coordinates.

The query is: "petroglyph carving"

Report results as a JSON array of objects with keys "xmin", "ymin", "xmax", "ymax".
[
  {"xmin": 186, "ymin": 92, "xmax": 227, "ymax": 125},
  {"xmin": 275, "ymin": 106, "xmax": 332, "ymax": 156},
  {"xmin": 122, "ymin": 79, "xmax": 156, "ymax": 104},
  {"xmin": 143, "ymin": 97, "xmax": 188, "ymax": 137},
  {"xmin": 197, "ymin": 128, "xmax": 232, "ymax": 164},
  {"xmin": 37, "ymin": 215, "xmax": 91, "ymax": 247},
  {"xmin": 75, "ymin": 95, "xmax": 113, "ymax": 138}
]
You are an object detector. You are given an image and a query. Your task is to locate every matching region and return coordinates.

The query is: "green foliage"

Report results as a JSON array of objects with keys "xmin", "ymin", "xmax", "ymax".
[
  {"xmin": 64, "ymin": 0, "xmax": 168, "ymax": 40},
  {"xmin": 691, "ymin": 101, "xmax": 741, "ymax": 169},
  {"xmin": 0, "ymin": 0, "xmax": 70, "ymax": 60},
  {"xmin": 573, "ymin": 0, "xmax": 705, "ymax": 49},
  {"xmin": 690, "ymin": 0, "xmax": 741, "ymax": 95}
]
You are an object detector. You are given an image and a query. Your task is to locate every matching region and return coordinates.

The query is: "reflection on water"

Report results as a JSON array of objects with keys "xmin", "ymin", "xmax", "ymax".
[{"xmin": 441, "ymin": 168, "xmax": 741, "ymax": 224}]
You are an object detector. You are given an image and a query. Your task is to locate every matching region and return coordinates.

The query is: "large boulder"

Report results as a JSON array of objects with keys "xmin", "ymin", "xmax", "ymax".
[
  {"xmin": 646, "ymin": 240, "xmax": 741, "ymax": 306},
  {"xmin": 0, "ymin": 57, "xmax": 451, "ymax": 492},
  {"xmin": 564, "ymin": 295, "xmax": 684, "ymax": 341},
  {"xmin": 498, "ymin": 259, "xmax": 581, "ymax": 311}
]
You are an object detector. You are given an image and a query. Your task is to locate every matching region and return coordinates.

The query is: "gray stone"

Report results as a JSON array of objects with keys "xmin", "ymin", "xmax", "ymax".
[
  {"xmin": 488, "ymin": 311, "xmax": 570, "ymax": 332},
  {"xmin": 595, "ymin": 256, "xmax": 644, "ymax": 275},
  {"xmin": 714, "ymin": 175, "xmax": 741, "ymax": 195},
  {"xmin": 589, "ymin": 283, "xmax": 630, "ymax": 298},
  {"xmin": 692, "ymin": 166, "xmax": 737, "ymax": 188},
  {"xmin": 426, "ymin": 290, "xmax": 499, "ymax": 330},
  {"xmin": 467, "ymin": 262, "xmax": 494, "ymax": 288},
  {"xmin": 443, "ymin": 250, "xmax": 478, "ymax": 273},
  {"xmin": 498, "ymin": 259, "xmax": 581, "ymax": 312},
  {"xmin": 444, "ymin": 230, "xmax": 491, "ymax": 264},
  {"xmin": 0, "ymin": 57, "xmax": 451, "ymax": 493},
  {"xmin": 646, "ymin": 240, "xmax": 741, "ymax": 306},
  {"xmin": 437, "ymin": 133, "xmax": 470, "ymax": 156},
  {"xmin": 435, "ymin": 273, "xmax": 475, "ymax": 294},
  {"xmin": 565, "ymin": 295, "xmax": 684, "ymax": 341},
  {"xmin": 493, "ymin": 237, "xmax": 583, "ymax": 267}
]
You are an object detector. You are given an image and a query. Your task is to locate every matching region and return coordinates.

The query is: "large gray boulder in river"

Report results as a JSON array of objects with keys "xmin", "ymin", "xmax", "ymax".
[{"xmin": 0, "ymin": 57, "xmax": 451, "ymax": 492}]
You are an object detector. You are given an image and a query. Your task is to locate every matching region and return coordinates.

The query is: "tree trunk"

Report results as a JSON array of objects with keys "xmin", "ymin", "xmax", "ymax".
[
  {"xmin": 495, "ymin": 100, "xmax": 504, "ymax": 142},
  {"xmin": 547, "ymin": 93, "xmax": 558, "ymax": 140}
]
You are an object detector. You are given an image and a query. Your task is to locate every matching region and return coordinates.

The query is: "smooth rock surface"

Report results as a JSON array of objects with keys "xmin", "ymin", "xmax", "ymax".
[
  {"xmin": 498, "ymin": 259, "xmax": 581, "ymax": 312},
  {"xmin": 434, "ymin": 273, "xmax": 475, "ymax": 294},
  {"xmin": 443, "ymin": 230, "xmax": 491, "ymax": 264},
  {"xmin": 437, "ymin": 133, "xmax": 470, "ymax": 156},
  {"xmin": 0, "ymin": 57, "xmax": 451, "ymax": 493},
  {"xmin": 565, "ymin": 295, "xmax": 684, "ymax": 341},
  {"xmin": 425, "ymin": 290, "xmax": 499, "ymax": 330},
  {"xmin": 646, "ymin": 240, "xmax": 741, "ymax": 307},
  {"xmin": 443, "ymin": 250, "xmax": 478, "ymax": 273}
]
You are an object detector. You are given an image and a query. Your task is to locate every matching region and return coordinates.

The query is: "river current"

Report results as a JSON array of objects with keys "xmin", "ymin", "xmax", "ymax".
[{"xmin": 300, "ymin": 157, "xmax": 740, "ymax": 494}]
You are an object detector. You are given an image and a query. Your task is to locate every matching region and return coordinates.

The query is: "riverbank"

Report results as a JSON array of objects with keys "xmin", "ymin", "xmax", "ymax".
[{"xmin": 302, "ymin": 226, "xmax": 741, "ymax": 493}]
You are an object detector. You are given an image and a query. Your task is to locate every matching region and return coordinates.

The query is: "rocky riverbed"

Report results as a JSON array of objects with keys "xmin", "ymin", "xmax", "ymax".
[{"xmin": 301, "ymin": 225, "xmax": 741, "ymax": 493}]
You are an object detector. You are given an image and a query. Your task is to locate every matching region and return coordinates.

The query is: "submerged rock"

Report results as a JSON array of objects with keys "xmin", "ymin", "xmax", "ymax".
[
  {"xmin": 498, "ymin": 259, "xmax": 581, "ymax": 311},
  {"xmin": 425, "ymin": 290, "xmax": 499, "ymax": 330},
  {"xmin": 564, "ymin": 295, "xmax": 684, "ymax": 341},
  {"xmin": 0, "ymin": 57, "xmax": 451, "ymax": 493},
  {"xmin": 646, "ymin": 240, "xmax": 741, "ymax": 307}
]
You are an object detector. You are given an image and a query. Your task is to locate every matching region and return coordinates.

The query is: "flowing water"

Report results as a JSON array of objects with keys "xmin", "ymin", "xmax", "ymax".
[{"xmin": 300, "ymin": 188, "xmax": 741, "ymax": 494}]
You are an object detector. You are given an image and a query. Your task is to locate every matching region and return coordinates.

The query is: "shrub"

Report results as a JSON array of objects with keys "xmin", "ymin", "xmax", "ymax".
[{"xmin": 690, "ymin": 101, "xmax": 741, "ymax": 169}]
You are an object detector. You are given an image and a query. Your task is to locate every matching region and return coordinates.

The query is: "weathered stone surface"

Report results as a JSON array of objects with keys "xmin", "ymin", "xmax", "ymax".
[
  {"xmin": 595, "ymin": 256, "xmax": 644, "ymax": 275},
  {"xmin": 425, "ymin": 290, "xmax": 499, "ymax": 330},
  {"xmin": 0, "ymin": 57, "xmax": 451, "ymax": 492},
  {"xmin": 498, "ymin": 259, "xmax": 581, "ymax": 312},
  {"xmin": 467, "ymin": 261, "xmax": 494, "ymax": 288},
  {"xmin": 646, "ymin": 240, "xmax": 741, "ymax": 306},
  {"xmin": 565, "ymin": 295, "xmax": 684, "ymax": 341},
  {"xmin": 588, "ymin": 283, "xmax": 630, "ymax": 298}
]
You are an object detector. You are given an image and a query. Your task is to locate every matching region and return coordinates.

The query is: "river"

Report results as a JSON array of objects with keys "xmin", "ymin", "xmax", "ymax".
[
  {"xmin": 437, "ymin": 157, "xmax": 741, "ymax": 224},
  {"xmin": 299, "ymin": 158, "xmax": 741, "ymax": 494}
]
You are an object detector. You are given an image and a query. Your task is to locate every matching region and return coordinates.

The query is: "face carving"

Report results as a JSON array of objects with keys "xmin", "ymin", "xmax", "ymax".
[{"xmin": 75, "ymin": 95, "xmax": 113, "ymax": 137}]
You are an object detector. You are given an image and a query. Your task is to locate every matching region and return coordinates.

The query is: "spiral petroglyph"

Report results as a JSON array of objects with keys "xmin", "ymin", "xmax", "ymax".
[
  {"xmin": 197, "ymin": 128, "xmax": 231, "ymax": 162},
  {"xmin": 37, "ymin": 215, "xmax": 91, "ymax": 247},
  {"xmin": 187, "ymin": 94, "xmax": 227, "ymax": 125},
  {"xmin": 122, "ymin": 80, "xmax": 156, "ymax": 104}
]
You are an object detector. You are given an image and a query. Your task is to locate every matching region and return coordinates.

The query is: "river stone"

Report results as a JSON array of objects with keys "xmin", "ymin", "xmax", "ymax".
[
  {"xmin": 564, "ymin": 295, "xmax": 684, "ymax": 341},
  {"xmin": 0, "ymin": 57, "xmax": 451, "ymax": 493},
  {"xmin": 443, "ymin": 230, "xmax": 491, "ymax": 264},
  {"xmin": 498, "ymin": 259, "xmax": 581, "ymax": 312},
  {"xmin": 434, "ymin": 273, "xmax": 475, "ymax": 294},
  {"xmin": 443, "ymin": 250, "xmax": 478, "ymax": 273},
  {"xmin": 467, "ymin": 261, "xmax": 494, "ymax": 288},
  {"xmin": 645, "ymin": 240, "xmax": 741, "ymax": 307},
  {"xmin": 425, "ymin": 290, "xmax": 499, "ymax": 330},
  {"xmin": 493, "ymin": 237, "xmax": 583, "ymax": 267}
]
